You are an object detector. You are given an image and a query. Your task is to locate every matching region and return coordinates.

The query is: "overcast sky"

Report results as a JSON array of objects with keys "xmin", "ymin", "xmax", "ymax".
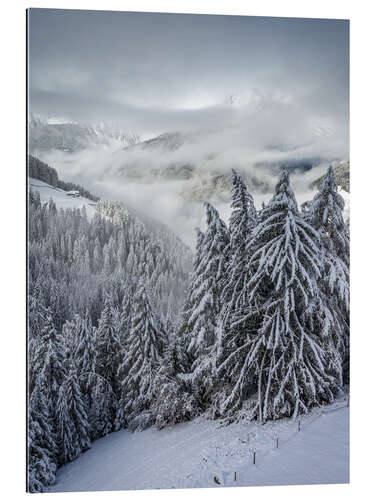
[{"xmin": 28, "ymin": 9, "xmax": 349, "ymax": 135}]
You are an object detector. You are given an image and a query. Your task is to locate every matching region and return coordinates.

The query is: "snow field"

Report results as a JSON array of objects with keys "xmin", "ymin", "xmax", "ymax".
[
  {"xmin": 49, "ymin": 398, "xmax": 349, "ymax": 492},
  {"xmin": 28, "ymin": 178, "xmax": 97, "ymax": 218}
]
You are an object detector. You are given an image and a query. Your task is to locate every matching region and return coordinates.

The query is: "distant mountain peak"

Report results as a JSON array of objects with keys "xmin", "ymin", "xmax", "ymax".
[{"xmin": 28, "ymin": 115, "xmax": 142, "ymax": 153}]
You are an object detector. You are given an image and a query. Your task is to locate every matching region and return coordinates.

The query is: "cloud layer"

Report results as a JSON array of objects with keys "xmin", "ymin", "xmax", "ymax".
[
  {"xmin": 28, "ymin": 9, "xmax": 349, "ymax": 246},
  {"xmin": 29, "ymin": 10, "xmax": 349, "ymax": 136}
]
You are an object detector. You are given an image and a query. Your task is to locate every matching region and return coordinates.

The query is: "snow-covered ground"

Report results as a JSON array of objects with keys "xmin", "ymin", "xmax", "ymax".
[
  {"xmin": 338, "ymin": 186, "xmax": 350, "ymax": 225},
  {"xmin": 28, "ymin": 178, "xmax": 97, "ymax": 219},
  {"xmin": 49, "ymin": 399, "xmax": 349, "ymax": 492}
]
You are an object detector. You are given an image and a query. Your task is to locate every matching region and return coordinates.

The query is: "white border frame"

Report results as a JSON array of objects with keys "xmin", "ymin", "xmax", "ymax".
[{"xmin": 1, "ymin": 1, "xmax": 374, "ymax": 499}]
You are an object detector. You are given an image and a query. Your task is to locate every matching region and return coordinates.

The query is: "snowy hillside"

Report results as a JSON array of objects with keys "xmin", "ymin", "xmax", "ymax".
[
  {"xmin": 49, "ymin": 401, "xmax": 349, "ymax": 492},
  {"xmin": 27, "ymin": 166, "xmax": 349, "ymax": 493},
  {"xmin": 339, "ymin": 186, "xmax": 350, "ymax": 225},
  {"xmin": 28, "ymin": 178, "xmax": 98, "ymax": 218},
  {"xmin": 28, "ymin": 114, "xmax": 141, "ymax": 153}
]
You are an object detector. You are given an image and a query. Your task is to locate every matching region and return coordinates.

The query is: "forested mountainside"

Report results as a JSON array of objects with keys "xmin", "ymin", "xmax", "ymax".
[
  {"xmin": 28, "ymin": 166, "xmax": 349, "ymax": 493},
  {"xmin": 28, "ymin": 190, "xmax": 192, "ymax": 331},
  {"xmin": 311, "ymin": 160, "xmax": 350, "ymax": 192},
  {"xmin": 28, "ymin": 155, "xmax": 99, "ymax": 201},
  {"xmin": 28, "ymin": 114, "xmax": 141, "ymax": 153}
]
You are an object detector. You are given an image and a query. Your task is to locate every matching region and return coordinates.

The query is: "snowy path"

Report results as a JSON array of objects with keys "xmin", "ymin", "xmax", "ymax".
[{"xmin": 49, "ymin": 401, "xmax": 349, "ymax": 492}]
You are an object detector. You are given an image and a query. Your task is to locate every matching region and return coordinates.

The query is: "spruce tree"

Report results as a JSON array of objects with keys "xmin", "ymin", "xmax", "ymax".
[
  {"xmin": 178, "ymin": 227, "xmax": 205, "ymax": 367},
  {"xmin": 116, "ymin": 287, "xmax": 133, "ymax": 344},
  {"xmin": 116, "ymin": 283, "xmax": 167, "ymax": 429},
  {"xmin": 30, "ymin": 315, "xmax": 66, "ymax": 411},
  {"xmin": 150, "ymin": 366, "xmax": 198, "ymax": 430},
  {"xmin": 67, "ymin": 312, "xmax": 104, "ymax": 438},
  {"xmin": 223, "ymin": 169, "xmax": 257, "ymax": 312},
  {"xmin": 56, "ymin": 367, "xmax": 91, "ymax": 464},
  {"xmin": 180, "ymin": 203, "xmax": 229, "ymax": 408},
  {"xmin": 218, "ymin": 171, "xmax": 342, "ymax": 421},
  {"xmin": 86, "ymin": 370, "xmax": 118, "ymax": 439},
  {"xmin": 95, "ymin": 295, "xmax": 122, "ymax": 394},
  {"xmin": 71, "ymin": 312, "xmax": 97, "ymax": 377},
  {"xmin": 28, "ymin": 380, "xmax": 58, "ymax": 492},
  {"xmin": 215, "ymin": 171, "xmax": 258, "ymax": 410},
  {"xmin": 308, "ymin": 166, "xmax": 350, "ymax": 374}
]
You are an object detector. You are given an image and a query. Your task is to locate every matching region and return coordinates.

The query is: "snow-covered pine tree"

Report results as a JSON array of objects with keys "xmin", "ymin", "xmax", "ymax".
[
  {"xmin": 147, "ymin": 327, "xmax": 198, "ymax": 429},
  {"xmin": 115, "ymin": 287, "xmax": 133, "ymax": 344},
  {"xmin": 163, "ymin": 303, "xmax": 174, "ymax": 339},
  {"xmin": 28, "ymin": 380, "xmax": 58, "ymax": 492},
  {"xmin": 28, "ymin": 293, "xmax": 50, "ymax": 340},
  {"xmin": 71, "ymin": 311, "xmax": 97, "ymax": 377},
  {"xmin": 56, "ymin": 367, "xmax": 91, "ymax": 465},
  {"xmin": 307, "ymin": 166, "xmax": 350, "ymax": 378},
  {"xmin": 93, "ymin": 296, "xmax": 123, "ymax": 432},
  {"xmin": 150, "ymin": 368, "xmax": 199, "ymax": 430},
  {"xmin": 222, "ymin": 169, "xmax": 257, "ymax": 312},
  {"xmin": 177, "ymin": 227, "xmax": 205, "ymax": 368},
  {"xmin": 85, "ymin": 368, "xmax": 118, "ymax": 440},
  {"xmin": 116, "ymin": 282, "xmax": 167, "ymax": 430},
  {"xmin": 218, "ymin": 171, "xmax": 342, "ymax": 421},
  {"xmin": 95, "ymin": 295, "xmax": 123, "ymax": 395},
  {"xmin": 214, "ymin": 171, "xmax": 258, "ymax": 410},
  {"xmin": 66, "ymin": 311, "xmax": 106, "ymax": 439},
  {"xmin": 164, "ymin": 333, "xmax": 187, "ymax": 377},
  {"xmin": 179, "ymin": 203, "xmax": 229, "ymax": 408},
  {"xmin": 29, "ymin": 314, "xmax": 66, "ymax": 411}
]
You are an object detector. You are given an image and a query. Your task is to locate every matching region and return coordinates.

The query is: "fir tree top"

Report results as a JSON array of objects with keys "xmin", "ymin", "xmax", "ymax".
[
  {"xmin": 229, "ymin": 169, "xmax": 257, "ymax": 233},
  {"xmin": 309, "ymin": 166, "xmax": 349, "ymax": 262},
  {"xmin": 272, "ymin": 170, "xmax": 298, "ymax": 212},
  {"xmin": 249, "ymin": 170, "xmax": 321, "ymax": 303}
]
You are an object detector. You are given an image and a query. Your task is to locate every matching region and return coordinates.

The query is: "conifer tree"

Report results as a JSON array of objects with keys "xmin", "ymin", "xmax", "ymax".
[
  {"xmin": 56, "ymin": 367, "xmax": 91, "ymax": 464},
  {"xmin": 84, "ymin": 369, "xmax": 118, "ymax": 439},
  {"xmin": 223, "ymin": 170, "xmax": 257, "ymax": 309},
  {"xmin": 178, "ymin": 227, "xmax": 205, "ymax": 367},
  {"xmin": 71, "ymin": 312, "xmax": 97, "ymax": 377},
  {"xmin": 179, "ymin": 203, "xmax": 229, "ymax": 407},
  {"xmin": 116, "ymin": 288, "xmax": 133, "ymax": 344},
  {"xmin": 309, "ymin": 167, "xmax": 349, "ymax": 267},
  {"xmin": 66, "ymin": 312, "xmax": 106, "ymax": 438},
  {"xmin": 216, "ymin": 171, "xmax": 258, "ymax": 403},
  {"xmin": 150, "ymin": 365, "xmax": 198, "ymax": 430},
  {"xmin": 28, "ymin": 380, "xmax": 58, "ymax": 492},
  {"xmin": 185, "ymin": 204, "xmax": 228, "ymax": 359},
  {"xmin": 30, "ymin": 315, "xmax": 66, "ymax": 411},
  {"xmin": 218, "ymin": 171, "xmax": 342, "ymax": 421},
  {"xmin": 164, "ymin": 333, "xmax": 187, "ymax": 377},
  {"xmin": 95, "ymin": 295, "xmax": 122, "ymax": 394},
  {"xmin": 116, "ymin": 283, "xmax": 167, "ymax": 429},
  {"xmin": 308, "ymin": 166, "xmax": 350, "ymax": 371}
]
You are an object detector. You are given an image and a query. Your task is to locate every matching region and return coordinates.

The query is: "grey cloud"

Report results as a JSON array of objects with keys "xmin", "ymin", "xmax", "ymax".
[
  {"xmin": 28, "ymin": 9, "xmax": 349, "ymax": 246},
  {"xmin": 28, "ymin": 9, "xmax": 349, "ymax": 133}
]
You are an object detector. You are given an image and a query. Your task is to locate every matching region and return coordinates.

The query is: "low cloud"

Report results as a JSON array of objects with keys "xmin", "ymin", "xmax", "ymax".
[{"xmin": 29, "ymin": 10, "xmax": 348, "ymax": 246}]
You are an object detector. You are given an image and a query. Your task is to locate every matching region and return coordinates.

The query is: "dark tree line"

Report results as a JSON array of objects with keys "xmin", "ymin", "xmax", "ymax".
[{"xmin": 28, "ymin": 155, "xmax": 100, "ymax": 201}]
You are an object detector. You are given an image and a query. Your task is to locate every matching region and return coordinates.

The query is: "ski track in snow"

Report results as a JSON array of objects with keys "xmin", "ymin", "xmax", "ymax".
[{"xmin": 49, "ymin": 399, "xmax": 349, "ymax": 492}]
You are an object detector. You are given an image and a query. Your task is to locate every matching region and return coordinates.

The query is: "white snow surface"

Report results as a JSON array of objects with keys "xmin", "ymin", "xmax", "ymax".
[
  {"xmin": 49, "ymin": 399, "xmax": 349, "ymax": 492},
  {"xmin": 28, "ymin": 178, "xmax": 97, "ymax": 219},
  {"xmin": 338, "ymin": 186, "xmax": 350, "ymax": 225}
]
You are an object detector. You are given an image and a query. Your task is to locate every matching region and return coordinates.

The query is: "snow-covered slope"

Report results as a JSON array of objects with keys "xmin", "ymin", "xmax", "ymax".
[
  {"xmin": 29, "ymin": 177, "xmax": 193, "ymax": 275},
  {"xmin": 28, "ymin": 114, "xmax": 140, "ymax": 153},
  {"xmin": 339, "ymin": 186, "xmax": 350, "ymax": 225},
  {"xmin": 28, "ymin": 178, "xmax": 98, "ymax": 218},
  {"xmin": 48, "ymin": 401, "xmax": 349, "ymax": 492}
]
